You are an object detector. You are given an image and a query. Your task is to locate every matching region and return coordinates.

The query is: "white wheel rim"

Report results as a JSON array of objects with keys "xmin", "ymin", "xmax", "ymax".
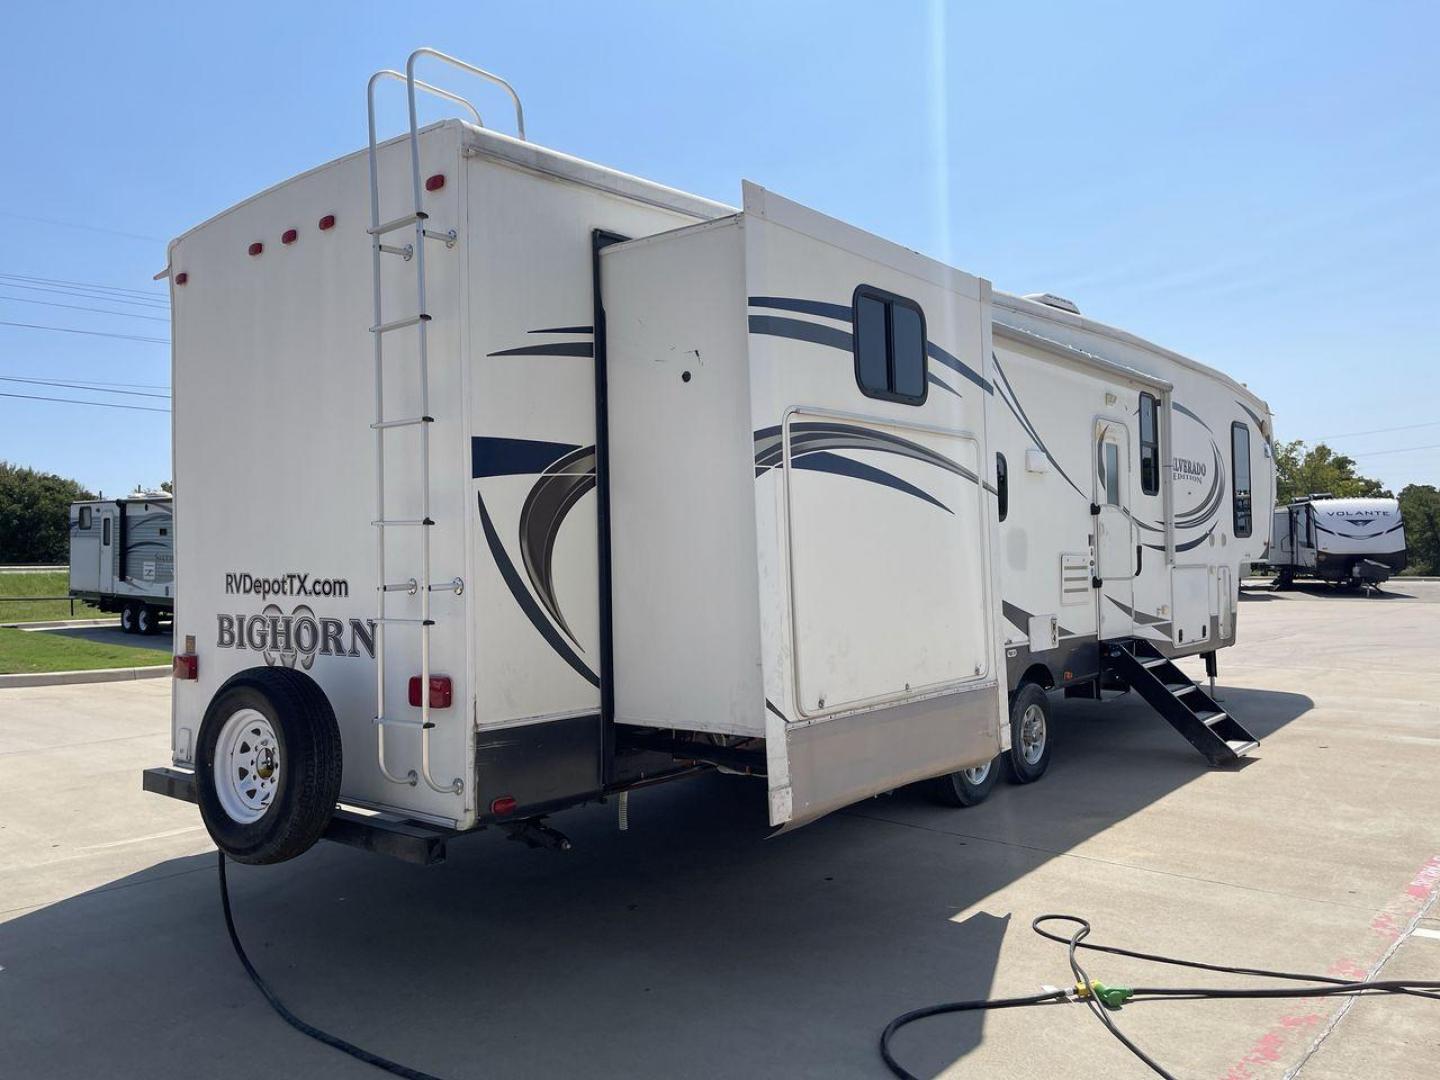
[
  {"xmin": 1020, "ymin": 703, "xmax": 1047, "ymax": 765},
  {"xmin": 214, "ymin": 708, "xmax": 281, "ymax": 824},
  {"xmin": 962, "ymin": 762, "xmax": 991, "ymax": 785}
]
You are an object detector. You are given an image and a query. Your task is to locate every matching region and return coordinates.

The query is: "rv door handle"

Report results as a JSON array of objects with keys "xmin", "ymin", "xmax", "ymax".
[{"xmin": 1136, "ymin": 544, "xmax": 1143, "ymax": 574}]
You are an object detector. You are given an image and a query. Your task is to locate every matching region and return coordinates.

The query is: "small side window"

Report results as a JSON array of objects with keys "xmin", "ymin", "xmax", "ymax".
[
  {"xmin": 79, "ymin": 506, "xmax": 92, "ymax": 530},
  {"xmin": 996, "ymin": 452, "xmax": 1008, "ymax": 522},
  {"xmin": 159, "ymin": 527, "xmax": 168, "ymax": 537},
  {"xmin": 1231, "ymin": 422, "xmax": 1252, "ymax": 537},
  {"xmin": 852, "ymin": 285, "xmax": 928, "ymax": 405},
  {"xmin": 102, "ymin": 516, "xmax": 111, "ymax": 546},
  {"xmin": 1138, "ymin": 393, "xmax": 1160, "ymax": 496}
]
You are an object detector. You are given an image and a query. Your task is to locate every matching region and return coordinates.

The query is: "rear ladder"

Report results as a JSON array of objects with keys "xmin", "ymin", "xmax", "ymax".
[
  {"xmin": 364, "ymin": 49, "xmax": 526, "ymax": 794},
  {"xmin": 1103, "ymin": 639, "xmax": 1259, "ymax": 765}
]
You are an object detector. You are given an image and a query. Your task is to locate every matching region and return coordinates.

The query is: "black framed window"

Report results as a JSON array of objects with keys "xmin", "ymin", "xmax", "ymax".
[
  {"xmin": 1231, "ymin": 422, "xmax": 1252, "ymax": 537},
  {"xmin": 1138, "ymin": 393, "xmax": 1160, "ymax": 496},
  {"xmin": 996, "ymin": 453, "xmax": 1008, "ymax": 521},
  {"xmin": 852, "ymin": 285, "xmax": 927, "ymax": 405},
  {"xmin": 79, "ymin": 506, "xmax": 92, "ymax": 530},
  {"xmin": 102, "ymin": 516, "xmax": 111, "ymax": 546}
]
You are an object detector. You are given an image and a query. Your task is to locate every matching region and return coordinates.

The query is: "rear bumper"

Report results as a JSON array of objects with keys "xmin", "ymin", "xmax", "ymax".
[{"xmin": 142, "ymin": 766, "xmax": 456, "ymax": 865}]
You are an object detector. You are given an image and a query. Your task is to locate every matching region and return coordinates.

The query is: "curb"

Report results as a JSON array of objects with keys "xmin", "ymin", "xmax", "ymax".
[
  {"xmin": 1, "ymin": 618, "xmax": 121, "ymax": 630},
  {"xmin": 0, "ymin": 665, "xmax": 170, "ymax": 689}
]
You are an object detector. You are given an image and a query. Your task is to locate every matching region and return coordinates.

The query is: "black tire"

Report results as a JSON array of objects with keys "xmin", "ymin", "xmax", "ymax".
[
  {"xmin": 927, "ymin": 757, "xmax": 1000, "ymax": 807},
  {"xmin": 1004, "ymin": 683, "xmax": 1052, "ymax": 784},
  {"xmin": 196, "ymin": 666, "xmax": 343, "ymax": 865},
  {"xmin": 1275, "ymin": 569, "xmax": 1293, "ymax": 591},
  {"xmin": 120, "ymin": 602, "xmax": 139, "ymax": 634},
  {"xmin": 137, "ymin": 604, "xmax": 160, "ymax": 635}
]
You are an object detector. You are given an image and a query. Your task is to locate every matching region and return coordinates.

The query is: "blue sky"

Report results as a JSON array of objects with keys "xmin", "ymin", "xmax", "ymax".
[{"xmin": 1, "ymin": 1, "xmax": 1436, "ymax": 496}]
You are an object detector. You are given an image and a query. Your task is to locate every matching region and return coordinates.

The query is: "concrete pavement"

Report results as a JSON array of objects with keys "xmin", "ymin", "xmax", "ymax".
[{"xmin": 1, "ymin": 584, "xmax": 1437, "ymax": 1078}]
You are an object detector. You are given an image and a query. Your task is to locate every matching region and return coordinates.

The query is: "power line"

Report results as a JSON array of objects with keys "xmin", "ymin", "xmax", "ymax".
[
  {"xmin": 0, "ymin": 293, "xmax": 170, "ymax": 322},
  {"xmin": 0, "ymin": 374, "xmax": 169, "ymax": 390},
  {"xmin": 0, "ymin": 390, "xmax": 169, "ymax": 414},
  {"xmin": 0, "ymin": 280, "xmax": 169, "ymax": 309},
  {"xmin": 0, "ymin": 211, "xmax": 165, "ymax": 244},
  {"xmin": 0, "ymin": 271, "xmax": 169, "ymax": 302},
  {"xmin": 1347, "ymin": 443, "xmax": 1440, "ymax": 457},
  {"xmin": 1320, "ymin": 419, "xmax": 1440, "ymax": 440},
  {"xmin": 0, "ymin": 376, "xmax": 170, "ymax": 400},
  {"xmin": 0, "ymin": 320, "xmax": 168, "ymax": 344}
]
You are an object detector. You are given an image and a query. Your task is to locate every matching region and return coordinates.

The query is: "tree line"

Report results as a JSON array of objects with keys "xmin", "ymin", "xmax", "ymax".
[{"xmin": 0, "ymin": 462, "xmax": 169, "ymax": 564}]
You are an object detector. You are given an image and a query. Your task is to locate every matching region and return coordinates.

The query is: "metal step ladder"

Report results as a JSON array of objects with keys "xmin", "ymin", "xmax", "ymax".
[
  {"xmin": 364, "ymin": 49, "xmax": 526, "ymax": 794},
  {"xmin": 1103, "ymin": 639, "xmax": 1259, "ymax": 765}
]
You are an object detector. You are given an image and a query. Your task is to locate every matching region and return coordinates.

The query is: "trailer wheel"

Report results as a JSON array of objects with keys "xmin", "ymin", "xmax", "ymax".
[
  {"xmin": 136, "ymin": 604, "xmax": 160, "ymax": 635},
  {"xmin": 927, "ymin": 758, "xmax": 999, "ymax": 807},
  {"xmin": 1003, "ymin": 683, "xmax": 1052, "ymax": 784},
  {"xmin": 120, "ymin": 602, "xmax": 139, "ymax": 634},
  {"xmin": 196, "ymin": 667, "xmax": 343, "ymax": 865}
]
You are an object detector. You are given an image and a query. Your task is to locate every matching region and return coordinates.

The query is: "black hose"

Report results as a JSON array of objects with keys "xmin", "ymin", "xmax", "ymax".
[
  {"xmin": 218, "ymin": 852, "xmax": 449, "ymax": 1080},
  {"xmin": 880, "ymin": 911, "xmax": 1440, "ymax": 1079}
]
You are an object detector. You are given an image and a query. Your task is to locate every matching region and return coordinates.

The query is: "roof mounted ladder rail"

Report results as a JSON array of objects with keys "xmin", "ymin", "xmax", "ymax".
[{"xmin": 364, "ymin": 48, "xmax": 524, "ymax": 796}]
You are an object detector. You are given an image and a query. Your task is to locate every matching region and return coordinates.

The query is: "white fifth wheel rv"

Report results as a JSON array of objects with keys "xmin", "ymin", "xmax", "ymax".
[
  {"xmin": 143, "ymin": 50, "xmax": 1272, "ymax": 865},
  {"xmin": 1268, "ymin": 495, "xmax": 1406, "ymax": 588},
  {"xmin": 69, "ymin": 492, "xmax": 174, "ymax": 634}
]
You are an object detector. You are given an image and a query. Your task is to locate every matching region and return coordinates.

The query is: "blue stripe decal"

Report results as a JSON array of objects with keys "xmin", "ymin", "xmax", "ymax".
[
  {"xmin": 792, "ymin": 451, "xmax": 952, "ymax": 514},
  {"xmin": 926, "ymin": 341, "xmax": 991, "ymax": 394},
  {"xmin": 477, "ymin": 491, "xmax": 599, "ymax": 688},
  {"xmin": 487, "ymin": 342, "xmax": 593, "ymax": 358},
  {"xmin": 472, "ymin": 436, "xmax": 582, "ymax": 478},
  {"xmin": 747, "ymin": 313, "xmax": 854, "ymax": 353},
  {"xmin": 748, "ymin": 296, "xmax": 854, "ymax": 322}
]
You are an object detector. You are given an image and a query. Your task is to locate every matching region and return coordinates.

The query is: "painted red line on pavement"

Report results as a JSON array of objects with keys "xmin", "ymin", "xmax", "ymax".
[{"xmin": 1218, "ymin": 853, "xmax": 1440, "ymax": 1079}]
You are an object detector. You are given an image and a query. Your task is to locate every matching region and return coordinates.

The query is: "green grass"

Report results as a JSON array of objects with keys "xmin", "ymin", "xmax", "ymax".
[
  {"xmin": 0, "ymin": 626, "xmax": 169, "ymax": 675},
  {"xmin": 0, "ymin": 571, "xmax": 102, "ymax": 624}
]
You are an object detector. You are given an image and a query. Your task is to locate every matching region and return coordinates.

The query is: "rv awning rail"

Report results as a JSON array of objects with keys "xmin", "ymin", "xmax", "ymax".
[{"xmin": 992, "ymin": 321, "xmax": 1173, "ymax": 392}]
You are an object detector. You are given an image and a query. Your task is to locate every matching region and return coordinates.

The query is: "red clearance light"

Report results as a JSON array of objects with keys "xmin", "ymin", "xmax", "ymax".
[
  {"xmin": 174, "ymin": 272, "xmax": 188, "ymax": 286},
  {"xmin": 490, "ymin": 795, "xmax": 518, "ymax": 816},
  {"xmin": 173, "ymin": 653, "xmax": 198, "ymax": 680},
  {"xmin": 408, "ymin": 674, "xmax": 453, "ymax": 709},
  {"xmin": 318, "ymin": 214, "xmax": 336, "ymax": 230},
  {"xmin": 281, "ymin": 228, "xmax": 298, "ymax": 245},
  {"xmin": 425, "ymin": 173, "xmax": 445, "ymax": 192},
  {"xmin": 248, "ymin": 242, "xmax": 263, "ymax": 257}
]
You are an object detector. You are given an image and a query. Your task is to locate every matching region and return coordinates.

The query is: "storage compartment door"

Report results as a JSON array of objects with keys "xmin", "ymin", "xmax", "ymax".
[
  {"xmin": 767, "ymin": 411, "xmax": 1004, "ymax": 827},
  {"xmin": 1170, "ymin": 565, "xmax": 1212, "ymax": 648}
]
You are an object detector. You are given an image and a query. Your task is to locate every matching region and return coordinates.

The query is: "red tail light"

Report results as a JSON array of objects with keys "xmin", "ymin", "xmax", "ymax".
[
  {"xmin": 248, "ymin": 242, "xmax": 263, "ymax": 257},
  {"xmin": 174, "ymin": 272, "xmax": 188, "ymax": 286},
  {"xmin": 281, "ymin": 228, "xmax": 298, "ymax": 245},
  {"xmin": 490, "ymin": 796, "xmax": 518, "ymax": 816},
  {"xmin": 425, "ymin": 173, "xmax": 445, "ymax": 192},
  {"xmin": 173, "ymin": 653, "xmax": 198, "ymax": 680},
  {"xmin": 318, "ymin": 214, "xmax": 336, "ymax": 230},
  {"xmin": 408, "ymin": 674, "xmax": 452, "ymax": 709}
]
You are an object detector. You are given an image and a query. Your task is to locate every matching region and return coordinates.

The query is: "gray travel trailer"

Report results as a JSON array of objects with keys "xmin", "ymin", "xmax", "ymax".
[
  {"xmin": 69, "ymin": 492, "xmax": 175, "ymax": 634},
  {"xmin": 1269, "ymin": 495, "xmax": 1406, "ymax": 588}
]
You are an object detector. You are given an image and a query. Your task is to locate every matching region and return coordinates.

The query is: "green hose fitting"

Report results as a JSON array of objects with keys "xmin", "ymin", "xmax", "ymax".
[{"xmin": 1075, "ymin": 980, "xmax": 1135, "ymax": 1009}]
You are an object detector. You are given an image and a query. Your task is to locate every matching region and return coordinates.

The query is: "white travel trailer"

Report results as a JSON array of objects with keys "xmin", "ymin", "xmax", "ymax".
[
  {"xmin": 1269, "ymin": 496, "xmax": 1406, "ymax": 587},
  {"xmin": 143, "ymin": 51, "xmax": 1272, "ymax": 865},
  {"xmin": 69, "ymin": 492, "xmax": 174, "ymax": 634}
]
